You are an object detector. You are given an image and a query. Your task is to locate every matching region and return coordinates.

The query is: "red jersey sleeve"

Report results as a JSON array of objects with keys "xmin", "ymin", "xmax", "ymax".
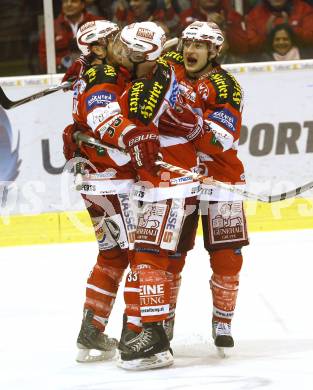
[{"xmin": 195, "ymin": 67, "xmax": 243, "ymax": 154}]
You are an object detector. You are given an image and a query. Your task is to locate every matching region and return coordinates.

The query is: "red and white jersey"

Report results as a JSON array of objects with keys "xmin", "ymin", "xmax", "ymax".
[
  {"xmin": 116, "ymin": 57, "xmax": 199, "ymax": 201},
  {"xmin": 72, "ymin": 64, "xmax": 136, "ymax": 195},
  {"xmin": 163, "ymin": 51, "xmax": 246, "ymax": 201},
  {"xmin": 73, "ymin": 59, "xmax": 199, "ymax": 200}
]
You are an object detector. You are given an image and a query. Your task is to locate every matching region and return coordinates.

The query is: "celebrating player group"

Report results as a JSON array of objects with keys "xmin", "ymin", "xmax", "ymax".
[{"xmin": 62, "ymin": 18, "xmax": 248, "ymax": 370}]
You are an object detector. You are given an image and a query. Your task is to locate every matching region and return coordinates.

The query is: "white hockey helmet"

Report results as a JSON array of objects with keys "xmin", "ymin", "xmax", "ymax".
[
  {"xmin": 77, "ymin": 20, "xmax": 120, "ymax": 57},
  {"xmin": 182, "ymin": 21, "xmax": 224, "ymax": 47},
  {"xmin": 118, "ymin": 21, "xmax": 167, "ymax": 62}
]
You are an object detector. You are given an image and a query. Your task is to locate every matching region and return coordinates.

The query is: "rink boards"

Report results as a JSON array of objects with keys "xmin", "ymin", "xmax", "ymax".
[{"xmin": 1, "ymin": 60, "xmax": 313, "ymax": 246}]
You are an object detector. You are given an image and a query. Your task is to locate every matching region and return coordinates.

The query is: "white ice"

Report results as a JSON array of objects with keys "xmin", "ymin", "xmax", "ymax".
[{"xmin": 1, "ymin": 230, "xmax": 313, "ymax": 390}]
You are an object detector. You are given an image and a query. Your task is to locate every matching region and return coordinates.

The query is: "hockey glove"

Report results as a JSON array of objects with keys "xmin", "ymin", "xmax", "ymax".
[
  {"xmin": 158, "ymin": 103, "xmax": 204, "ymax": 142},
  {"xmin": 61, "ymin": 55, "xmax": 89, "ymax": 89},
  {"xmin": 123, "ymin": 128, "xmax": 160, "ymax": 175},
  {"xmin": 63, "ymin": 123, "xmax": 80, "ymax": 160}
]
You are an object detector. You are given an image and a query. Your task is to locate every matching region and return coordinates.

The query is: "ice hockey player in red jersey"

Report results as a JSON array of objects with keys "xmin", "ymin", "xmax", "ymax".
[
  {"xmin": 62, "ymin": 19, "xmax": 137, "ymax": 363},
  {"xmin": 162, "ymin": 21, "xmax": 249, "ymax": 354},
  {"xmin": 105, "ymin": 22, "xmax": 203, "ymax": 370},
  {"xmin": 64, "ymin": 19, "xmax": 203, "ymax": 366}
]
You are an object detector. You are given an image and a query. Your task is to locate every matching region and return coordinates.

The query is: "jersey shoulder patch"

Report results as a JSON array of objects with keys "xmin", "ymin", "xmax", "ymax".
[
  {"xmin": 83, "ymin": 64, "xmax": 118, "ymax": 91},
  {"xmin": 208, "ymin": 69, "xmax": 243, "ymax": 111}
]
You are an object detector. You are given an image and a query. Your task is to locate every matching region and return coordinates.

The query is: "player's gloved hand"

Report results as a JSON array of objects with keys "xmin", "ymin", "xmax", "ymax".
[
  {"xmin": 158, "ymin": 102, "xmax": 204, "ymax": 142},
  {"xmin": 63, "ymin": 123, "xmax": 79, "ymax": 160},
  {"xmin": 123, "ymin": 128, "xmax": 160, "ymax": 175},
  {"xmin": 61, "ymin": 55, "xmax": 89, "ymax": 89}
]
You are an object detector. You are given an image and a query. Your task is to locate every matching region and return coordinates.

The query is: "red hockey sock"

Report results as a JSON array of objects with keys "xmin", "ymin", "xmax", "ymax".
[
  {"xmin": 137, "ymin": 264, "xmax": 171, "ymax": 323},
  {"xmin": 84, "ymin": 264, "xmax": 124, "ymax": 331},
  {"xmin": 210, "ymin": 273, "xmax": 240, "ymax": 323},
  {"xmin": 124, "ymin": 268, "xmax": 142, "ymax": 332}
]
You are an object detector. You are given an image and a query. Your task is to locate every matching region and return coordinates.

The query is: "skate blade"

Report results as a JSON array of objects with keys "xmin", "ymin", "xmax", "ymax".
[
  {"xmin": 215, "ymin": 344, "xmax": 234, "ymax": 358},
  {"xmin": 117, "ymin": 350, "xmax": 174, "ymax": 371},
  {"xmin": 216, "ymin": 347, "xmax": 226, "ymax": 358},
  {"xmin": 76, "ymin": 347, "xmax": 117, "ymax": 363}
]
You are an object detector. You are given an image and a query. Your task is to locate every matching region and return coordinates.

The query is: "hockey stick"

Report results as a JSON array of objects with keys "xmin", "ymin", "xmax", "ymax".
[
  {"xmin": 73, "ymin": 131, "xmax": 313, "ymax": 202},
  {"xmin": 163, "ymin": 37, "xmax": 179, "ymax": 52},
  {"xmin": 0, "ymin": 81, "xmax": 72, "ymax": 110}
]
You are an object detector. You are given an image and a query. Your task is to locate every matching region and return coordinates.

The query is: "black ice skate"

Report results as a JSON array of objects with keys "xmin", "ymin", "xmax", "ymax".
[
  {"xmin": 117, "ymin": 322, "xmax": 173, "ymax": 370},
  {"xmin": 118, "ymin": 314, "xmax": 139, "ymax": 347},
  {"xmin": 163, "ymin": 317, "xmax": 175, "ymax": 341},
  {"xmin": 212, "ymin": 320, "xmax": 234, "ymax": 358},
  {"xmin": 76, "ymin": 309, "xmax": 118, "ymax": 362}
]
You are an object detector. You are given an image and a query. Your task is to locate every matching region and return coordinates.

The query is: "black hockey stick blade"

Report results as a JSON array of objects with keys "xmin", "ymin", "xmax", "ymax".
[{"xmin": 0, "ymin": 81, "xmax": 72, "ymax": 110}]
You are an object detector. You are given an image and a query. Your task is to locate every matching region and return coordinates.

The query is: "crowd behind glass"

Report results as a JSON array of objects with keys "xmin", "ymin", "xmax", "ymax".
[{"xmin": 1, "ymin": 0, "xmax": 313, "ymax": 77}]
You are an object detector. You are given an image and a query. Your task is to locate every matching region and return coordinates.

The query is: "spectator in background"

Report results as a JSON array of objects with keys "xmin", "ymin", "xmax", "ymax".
[
  {"xmin": 85, "ymin": 0, "xmax": 115, "ymax": 19},
  {"xmin": 113, "ymin": 0, "xmax": 179, "ymax": 36},
  {"xmin": 217, "ymin": 25, "xmax": 247, "ymax": 64},
  {"xmin": 246, "ymin": 0, "xmax": 313, "ymax": 61},
  {"xmin": 179, "ymin": 0, "xmax": 248, "ymax": 57},
  {"xmin": 259, "ymin": 23, "xmax": 309, "ymax": 61},
  {"xmin": 38, "ymin": 0, "xmax": 101, "ymax": 73}
]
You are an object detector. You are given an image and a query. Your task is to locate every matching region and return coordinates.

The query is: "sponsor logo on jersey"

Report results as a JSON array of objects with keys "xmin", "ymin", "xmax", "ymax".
[
  {"xmin": 168, "ymin": 78, "xmax": 179, "ymax": 108},
  {"xmin": 210, "ymin": 71, "xmax": 242, "ymax": 110},
  {"xmin": 93, "ymin": 218, "xmax": 116, "ymax": 251},
  {"xmin": 210, "ymin": 73, "xmax": 228, "ymax": 100},
  {"xmin": 210, "ymin": 202, "xmax": 247, "ymax": 245},
  {"xmin": 129, "ymin": 81, "xmax": 144, "ymax": 114},
  {"xmin": 133, "ymin": 188, "xmax": 145, "ymax": 198},
  {"xmin": 156, "ymin": 57, "xmax": 169, "ymax": 69},
  {"xmin": 136, "ymin": 203, "xmax": 167, "ymax": 244},
  {"xmin": 80, "ymin": 183, "xmax": 96, "ymax": 192},
  {"xmin": 209, "ymin": 109, "xmax": 237, "ymax": 132},
  {"xmin": 85, "ymin": 67, "xmax": 97, "ymax": 83},
  {"xmin": 118, "ymin": 193, "xmax": 136, "ymax": 244},
  {"xmin": 103, "ymin": 65, "xmax": 117, "ymax": 78},
  {"xmin": 201, "ymin": 187, "xmax": 214, "ymax": 196},
  {"xmin": 228, "ymin": 72, "xmax": 242, "ymax": 109},
  {"xmin": 163, "ymin": 51, "xmax": 183, "ymax": 63},
  {"xmin": 141, "ymin": 81, "xmax": 164, "ymax": 120},
  {"xmin": 83, "ymin": 170, "xmax": 116, "ymax": 179},
  {"xmin": 129, "ymin": 62, "xmax": 170, "ymax": 124},
  {"xmin": 140, "ymin": 284, "xmax": 166, "ymax": 306},
  {"xmin": 162, "ymin": 202, "xmax": 181, "ymax": 245},
  {"xmin": 191, "ymin": 184, "xmax": 201, "ymax": 194},
  {"xmin": 170, "ymin": 176, "xmax": 192, "ymax": 185},
  {"xmin": 86, "ymin": 91, "xmax": 116, "ymax": 111}
]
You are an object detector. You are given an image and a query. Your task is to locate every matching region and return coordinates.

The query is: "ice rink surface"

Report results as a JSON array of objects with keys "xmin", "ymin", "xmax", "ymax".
[{"xmin": 1, "ymin": 229, "xmax": 313, "ymax": 390}]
